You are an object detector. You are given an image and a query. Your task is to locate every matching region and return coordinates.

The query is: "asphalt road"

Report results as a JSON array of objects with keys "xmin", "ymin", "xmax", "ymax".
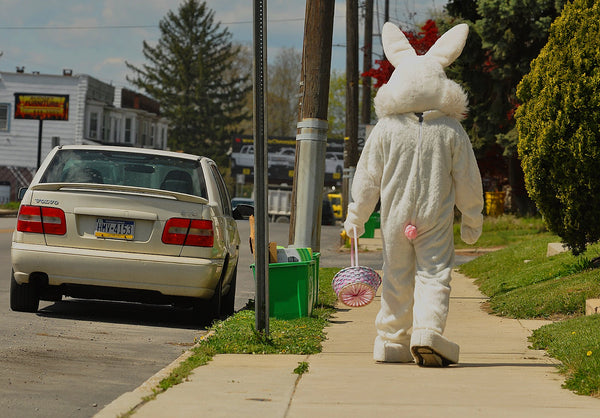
[{"xmin": 0, "ymin": 216, "xmax": 207, "ymax": 417}]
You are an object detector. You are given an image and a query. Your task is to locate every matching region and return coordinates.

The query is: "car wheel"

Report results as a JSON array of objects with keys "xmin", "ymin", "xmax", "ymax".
[
  {"xmin": 10, "ymin": 270, "xmax": 40, "ymax": 313},
  {"xmin": 219, "ymin": 265, "xmax": 237, "ymax": 318}
]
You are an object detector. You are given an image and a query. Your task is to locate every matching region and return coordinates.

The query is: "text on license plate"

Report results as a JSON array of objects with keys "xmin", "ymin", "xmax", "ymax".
[{"xmin": 95, "ymin": 218, "xmax": 134, "ymax": 240}]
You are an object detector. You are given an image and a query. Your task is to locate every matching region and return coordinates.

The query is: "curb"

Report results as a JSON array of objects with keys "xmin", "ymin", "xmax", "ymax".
[{"xmin": 94, "ymin": 332, "xmax": 213, "ymax": 418}]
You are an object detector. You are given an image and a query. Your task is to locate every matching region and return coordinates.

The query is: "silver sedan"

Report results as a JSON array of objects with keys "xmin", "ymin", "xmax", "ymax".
[{"xmin": 11, "ymin": 145, "xmax": 248, "ymax": 324}]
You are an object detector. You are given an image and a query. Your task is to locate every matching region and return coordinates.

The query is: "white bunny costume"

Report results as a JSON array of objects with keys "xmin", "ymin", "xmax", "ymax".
[{"xmin": 344, "ymin": 23, "xmax": 483, "ymax": 366}]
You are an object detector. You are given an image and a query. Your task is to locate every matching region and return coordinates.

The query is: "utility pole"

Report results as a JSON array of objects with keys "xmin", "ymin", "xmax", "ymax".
[
  {"xmin": 289, "ymin": 0, "xmax": 335, "ymax": 252},
  {"xmin": 343, "ymin": 0, "xmax": 359, "ymax": 220},
  {"xmin": 385, "ymin": 0, "xmax": 389, "ymax": 21},
  {"xmin": 361, "ymin": 0, "xmax": 373, "ymax": 126}
]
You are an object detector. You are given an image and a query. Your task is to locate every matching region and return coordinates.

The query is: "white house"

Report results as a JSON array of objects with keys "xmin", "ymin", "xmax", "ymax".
[{"xmin": 0, "ymin": 69, "xmax": 168, "ymax": 201}]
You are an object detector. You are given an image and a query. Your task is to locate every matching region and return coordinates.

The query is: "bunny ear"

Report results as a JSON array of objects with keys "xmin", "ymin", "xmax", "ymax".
[
  {"xmin": 382, "ymin": 22, "xmax": 416, "ymax": 67},
  {"xmin": 425, "ymin": 23, "xmax": 469, "ymax": 68}
]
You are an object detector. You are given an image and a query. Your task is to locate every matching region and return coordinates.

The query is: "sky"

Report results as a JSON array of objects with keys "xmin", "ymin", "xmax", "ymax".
[{"xmin": 0, "ymin": 0, "xmax": 448, "ymax": 89}]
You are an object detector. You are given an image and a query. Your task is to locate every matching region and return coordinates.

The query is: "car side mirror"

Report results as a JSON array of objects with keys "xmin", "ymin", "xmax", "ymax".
[
  {"xmin": 18, "ymin": 187, "xmax": 28, "ymax": 201},
  {"xmin": 232, "ymin": 204, "xmax": 254, "ymax": 220}
]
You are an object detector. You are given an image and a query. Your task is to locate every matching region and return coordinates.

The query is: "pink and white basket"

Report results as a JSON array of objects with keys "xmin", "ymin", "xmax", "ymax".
[{"xmin": 332, "ymin": 228, "xmax": 381, "ymax": 307}]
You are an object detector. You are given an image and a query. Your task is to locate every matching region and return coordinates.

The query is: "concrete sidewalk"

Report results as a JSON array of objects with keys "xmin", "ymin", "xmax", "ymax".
[{"xmin": 97, "ymin": 270, "xmax": 600, "ymax": 417}]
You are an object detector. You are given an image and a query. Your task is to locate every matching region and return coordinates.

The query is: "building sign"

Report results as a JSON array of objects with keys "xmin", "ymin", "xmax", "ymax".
[{"xmin": 14, "ymin": 93, "xmax": 69, "ymax": 121}]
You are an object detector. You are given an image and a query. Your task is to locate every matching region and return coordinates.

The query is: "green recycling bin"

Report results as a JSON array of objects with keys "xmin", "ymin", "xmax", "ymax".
[
  {"xmin": 251, "ymin": 255, "xmax": 318, "ymax": 320},
  {"xmin": 361, "ymin": 212, "xmax": 380, "ymax": 238}
]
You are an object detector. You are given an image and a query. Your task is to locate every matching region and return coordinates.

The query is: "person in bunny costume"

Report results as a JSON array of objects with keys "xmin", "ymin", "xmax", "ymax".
[{"xmin": 344, "ymin": 22, "xmax": 483, "ymax": 366}]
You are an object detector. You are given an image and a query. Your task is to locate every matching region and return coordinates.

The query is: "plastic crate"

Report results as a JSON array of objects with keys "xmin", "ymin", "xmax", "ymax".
[{"xmin": 251, "ymin": 257, "xmax": 317, "ymax": 320}]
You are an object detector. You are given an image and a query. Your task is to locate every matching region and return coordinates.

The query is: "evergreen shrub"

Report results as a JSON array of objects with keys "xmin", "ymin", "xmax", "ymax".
[{"xmin": 516, "ymin": 0, "xmax": 600, "ymax": 255}]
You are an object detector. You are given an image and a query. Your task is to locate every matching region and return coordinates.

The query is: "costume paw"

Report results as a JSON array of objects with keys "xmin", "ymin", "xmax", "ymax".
[
  {"xmin": 373, "ymin": 336, "xmax": 413, "ymax": 363},
  {"xmin": 460, "ymin": 223, "xmax": 481, "ymax": 245},
  {"xmin": 410, "ymin": 329, "xmax": 459, "ymax": 366},
  {"xmin": 344, "ymin": 220, "xmax": 365, "ymax": 239}
]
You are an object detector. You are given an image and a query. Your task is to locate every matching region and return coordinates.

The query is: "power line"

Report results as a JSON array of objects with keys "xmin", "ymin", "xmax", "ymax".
[
  {"xmin": 0, "ymin": 25, "xmax": 156, "ymax": 30},
  {"xmin": 0, "ymin": 17, "xmax": 308, "ymax": 31}
]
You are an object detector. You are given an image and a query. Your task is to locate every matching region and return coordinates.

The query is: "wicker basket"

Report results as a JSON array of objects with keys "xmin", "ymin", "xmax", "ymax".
[{"xmin": 332, "ymin": 228, "xmax": 381, "ymax": 307}]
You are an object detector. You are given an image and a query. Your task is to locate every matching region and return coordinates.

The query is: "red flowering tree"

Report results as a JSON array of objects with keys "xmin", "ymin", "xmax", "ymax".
[{"xmin": 362, "ymin": 20, "xmax": 440, "ymax": 87}]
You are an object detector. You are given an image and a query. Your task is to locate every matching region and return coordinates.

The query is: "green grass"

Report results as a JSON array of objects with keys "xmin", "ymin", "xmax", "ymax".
[
  {"xmin": 458, "ymin": 235, "xmax": 600, "ymax": 318},
  {"xmin": 0, "ymin": 201, "xmax": 19, "ymax": 210},
  {"xmin": 453, "ymin": 214, "xmax": 547, "ymax": 249},
  {"xmin": 530, "ymin": 315, "xmax": 600, "ymax": 397}
]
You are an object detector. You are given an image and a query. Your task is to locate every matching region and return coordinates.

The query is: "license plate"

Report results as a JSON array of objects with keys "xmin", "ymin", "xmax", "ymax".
[{"xmin": 95, "ymin": 218, "xmax": 134, "ymax": 240}]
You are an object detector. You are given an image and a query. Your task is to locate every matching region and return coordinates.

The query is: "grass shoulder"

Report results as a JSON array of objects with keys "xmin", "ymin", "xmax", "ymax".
[{"xmin": 0, "ymin": 201, "xmax": 19, "ymax": 210}]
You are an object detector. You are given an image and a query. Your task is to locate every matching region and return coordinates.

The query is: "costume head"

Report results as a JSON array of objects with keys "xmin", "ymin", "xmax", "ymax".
[{"xmin": 374, "ymin": 22, "xmax": 470, "ymax": 120}]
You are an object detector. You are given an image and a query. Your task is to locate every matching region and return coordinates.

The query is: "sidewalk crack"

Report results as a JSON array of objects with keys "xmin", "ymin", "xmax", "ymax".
[{"xmin": 284, "ymin": 354, "xmax": 311, "ymax": 417}]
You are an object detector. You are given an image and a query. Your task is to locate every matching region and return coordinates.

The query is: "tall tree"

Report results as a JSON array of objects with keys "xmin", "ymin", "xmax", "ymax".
[
  {"xmin": 327, "ymin": 70, "xmax": 347, "ymax": 138},
  {"xmin": 442, "ymin": 0, "xmax": 565, "ymax": 214},
  {"xmin": 228, "ymin": 43, "xmax": 254, "ymax": 136},
  {"xmin": 517, "ymin": 0, "xmax": 600, "ymax": 255},
  {"xmin": 126, "ymin": 0, "xmax": 251, "ymax": 166},
  {"xmin": 268, "ymin": 48, "xmax": 301, "ymax": 137},
  {"xmin": 475, "ymin": 0, "xmax": 565, "ymax": 155}
]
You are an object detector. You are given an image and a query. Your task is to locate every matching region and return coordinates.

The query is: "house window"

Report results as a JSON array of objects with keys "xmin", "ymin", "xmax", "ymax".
[
  {"xmin": 0, "ymin": 103, "xmax": 9, "ymax": 131},
  {"xmin": 103, "ymin": 114, "xmax": 110, "ymax": 142},
  {"xmin": 149, "ymin": 124, "xmax": 155, "ymax": 147},
  {"xmin": 112, "ymin": 118, "xmax": 120, "ymax": 143},
  {"xmin": 160, "ymin": 127, "xmax": 167, "ymax": 150},
  {"xmin": 124, "ymin": 118, "xmax": 132, "ymax": 143},
  {"xmin": 136, "ymin": 120, "xmax": 141, "ymax": 145},
  {"xmin": 141, "ymin": 121, "xmax": 148, "ymax": 146},
  {"xmin": 89, "ymin": 112, "xmax": 98, "ymax": 139}
]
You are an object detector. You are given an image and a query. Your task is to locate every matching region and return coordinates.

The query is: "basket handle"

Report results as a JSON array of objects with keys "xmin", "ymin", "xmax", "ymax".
[{"xmin": 350, "ymin": 226, "xmax": 359, "ymax": 267}]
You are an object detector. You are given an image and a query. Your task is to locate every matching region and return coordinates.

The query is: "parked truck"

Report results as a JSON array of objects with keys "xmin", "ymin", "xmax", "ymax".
[
  {"xmin": 268, "ymin": 188, "xmax": 293, "ymax": 223},
  {"xmin": 230, "ymin": 145, "xmax": 254, "ymax": 169}
]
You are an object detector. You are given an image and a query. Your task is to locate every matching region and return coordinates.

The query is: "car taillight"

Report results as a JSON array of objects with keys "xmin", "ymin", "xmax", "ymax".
[
  {"xmin": 185, "ymin": 220, "xmax": 214, "ymax": 247},
  {"xmin": 162, "ymin": 218, "xmax": 214, "ymax": 247},
  {"xmin": 17, "ymin": 205, "xmax": 66, "ymax": 235}
]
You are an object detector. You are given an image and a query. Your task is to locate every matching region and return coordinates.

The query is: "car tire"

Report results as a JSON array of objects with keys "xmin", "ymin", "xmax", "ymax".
[
  {"xmin": 219, "ymin": 265, "xmax": 237, "ymax": 318},
  {"xmin": 193, "ymin": 301, "xmax": 216, "ymax": 327},
  {"xmin": 10, "ymin": 270, "xmax": 40, "ymax": 313}
]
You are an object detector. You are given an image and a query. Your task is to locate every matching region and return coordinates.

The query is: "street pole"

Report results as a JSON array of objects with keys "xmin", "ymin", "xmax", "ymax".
[
  {"xmin": 385, "ymin": 0, "xmax": 389, "ymax": 22},
  {"xmin": 361, "ymin": 0, "xmax": 373, "ymax": 126},
  {"xmin": 252, "ymin": 0, "xmax": 269, "ymax": 335},
  {"xmin": 289, "ymin": 0, "xmax": 335, "ymax": 252},
  {"xmin": 37, "ymin": 120, "xmax": 43, "ymax": 169},
  {"xmin": 343, "ymin": 0, "xmax": 359, "ymax": 221}
]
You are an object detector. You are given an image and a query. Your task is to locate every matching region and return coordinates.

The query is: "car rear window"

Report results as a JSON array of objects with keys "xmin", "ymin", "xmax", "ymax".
[{"xmin": 40, "ymin": 149, "xmax": 208, "ymax": 198}]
